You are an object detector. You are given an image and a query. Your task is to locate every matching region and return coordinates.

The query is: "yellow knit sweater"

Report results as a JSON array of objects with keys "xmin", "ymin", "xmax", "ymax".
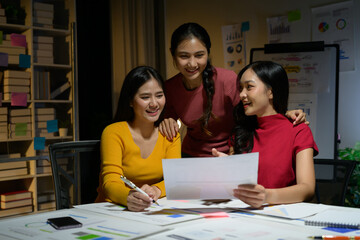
[{"xmin": 96, "ymin": 121, "xmax": 181, "ymax": 206}]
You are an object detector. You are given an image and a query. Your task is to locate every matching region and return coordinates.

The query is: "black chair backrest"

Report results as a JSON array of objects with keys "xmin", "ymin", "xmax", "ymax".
[
  {"xmin": 49, "ymin": 140, "xmax": 100, "ymax": 209},
  {"xmin": 313, "ymin": 159, "xmax": 357, "ymax": 206}
]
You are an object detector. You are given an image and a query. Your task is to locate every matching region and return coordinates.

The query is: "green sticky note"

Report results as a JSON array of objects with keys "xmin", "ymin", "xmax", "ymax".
[
  {"xmin": 15, "ymin": 123, "xmax": 27, "ymax": 136},
  {"xmin": 288, "ymin": 10, "xmax": 301, "ymax": 22}
]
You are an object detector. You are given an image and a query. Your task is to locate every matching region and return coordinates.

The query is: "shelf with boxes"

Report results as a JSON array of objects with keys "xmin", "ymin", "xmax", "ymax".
[{"xmin": 0, "ymin": 0, "xmax": 77, "ymax": 218}]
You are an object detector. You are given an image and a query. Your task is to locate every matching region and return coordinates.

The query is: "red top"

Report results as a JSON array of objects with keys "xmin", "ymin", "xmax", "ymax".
[
  {"xmin": 165, "ymin": 67, "xmax": 240, "ymax": 157},
  {"xmin": 230, "ymin": 114, "xmax": 318, "ymax": 188}
]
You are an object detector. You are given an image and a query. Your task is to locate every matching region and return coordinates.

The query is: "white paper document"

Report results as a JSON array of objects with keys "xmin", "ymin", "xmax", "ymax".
[{"xmin": 162, "ymin": 153, "xmax": 259, "ymax": 200}]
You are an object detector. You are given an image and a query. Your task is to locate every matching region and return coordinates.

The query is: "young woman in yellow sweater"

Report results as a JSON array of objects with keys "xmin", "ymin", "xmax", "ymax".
[{"xmin": 96, "ymin": 66, "xmax": 181, "ymax": 211}]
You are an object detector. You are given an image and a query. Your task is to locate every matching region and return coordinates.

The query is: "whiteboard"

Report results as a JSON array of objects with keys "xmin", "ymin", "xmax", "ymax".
[{"xmin": 250, "ymin": 42, "xmax": 339, "ymax": 159}]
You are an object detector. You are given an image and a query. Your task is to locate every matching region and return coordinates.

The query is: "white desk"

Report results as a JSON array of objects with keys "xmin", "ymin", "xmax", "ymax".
[{"xmin": 0, "ymin": 199, "xmax": 359, "ymax": 240}]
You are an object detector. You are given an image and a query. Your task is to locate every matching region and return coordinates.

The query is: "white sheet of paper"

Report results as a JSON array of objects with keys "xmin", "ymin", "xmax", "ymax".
[{"xmin": 162, "ymin": 153, "xmax": 258, "ymax": 200}]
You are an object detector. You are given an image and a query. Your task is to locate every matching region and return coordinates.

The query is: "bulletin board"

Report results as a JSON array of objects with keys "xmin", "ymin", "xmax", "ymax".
[{"xmin": 250, "ymin": 42, "xmax": 339, "ymax": 159}]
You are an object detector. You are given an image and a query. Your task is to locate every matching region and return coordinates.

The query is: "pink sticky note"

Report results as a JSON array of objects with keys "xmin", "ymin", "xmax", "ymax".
[
  {"xmin": 10, "ymin": 33, "xmax": 27, "ymax": 48},
  {"xmin": 11, "ymin": 92, "xmax": 27, "ymax": 106},
  {"xmin": 173, "ymin": 200, "xmax": 190, "ymax": 203},
  {"xmin": 200, "ymin": 212, "xmax": 230, "ymax": 218}
]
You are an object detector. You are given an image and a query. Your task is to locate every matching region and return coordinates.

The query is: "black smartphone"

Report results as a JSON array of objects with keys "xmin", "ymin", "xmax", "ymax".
[{"xmin": 47, "ymin": 216, "xmax": 82, "ymax": 230}]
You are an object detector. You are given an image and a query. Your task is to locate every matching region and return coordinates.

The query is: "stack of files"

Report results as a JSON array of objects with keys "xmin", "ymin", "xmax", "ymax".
[
  {"xmin": 35, "ymin": 107, "xmax": 56, "ymax": 137},
  {"xmin": 33, "ymin": 70, "xmax": 50, "ymax": 99},
  {"xmin": 37, "ymin": 191, "xmax": 56, "ymax": 211},
  {"xmin": 1, "ymin": 34, "xmax": 27, "ymax": 65},
  {"xmin": 33, "ymin": 2, "xmax": 54, "ymax": 28},
  {"xmin": 0, "ymin": 191, "xmax": 33, "ymax": 217},
  {"xmin": 0, "ymin": 153, "xmax": 28, "ymax": 178},
  {"xmin": 3, "ymin": 70, "xmax": 31, "ymax": 100},
  {"xmin": 33, "ymin": 36, "xmax": 54, "ymax": 64},
  {"xmin": 36, "ymin": 158, "xmax": 52, "ymax": 174},
  {"xmin": 0, "ymin": 6, "xmax": 6, "ymax": 23},
  {"xmin": 0, "ymin": 107, "xmax": 8, "ymax": 140},
  {"xmin": 37, "ymin": 156, "xmax": 68, "ymax": 174},
  {"xmin": 9, "ymin": 108, "xmax": 32, "ymax": 139}
]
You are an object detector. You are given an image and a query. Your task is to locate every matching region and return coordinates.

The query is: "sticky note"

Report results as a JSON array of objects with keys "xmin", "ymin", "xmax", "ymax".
[
  {"xmin": 19, "ymin": 54, "xmax": 31, "ymax": 68},
  {"xmin": 34, "ymin": 137, "xmax": 46, "ymax": 150},
  {"xmin": 0, "ymin": 53, "xmax": 8, "ymax": 67},
  {"xmin": 241, "ymin": 21, "xmax": 250, "ymax": 32},
  {"xmin": 288, "ymin": 10, "xmax": 301, "ymax": 22},
  {"xmin": 200, "ymin": 212, "xmax": 230, "ymax": 218},
  {"xmin": 11, "ymin": 92, "xmax": 27, "ymax": 106},
  {"xmin": 15, "ymin": 123, "xmax": 27, "ymax": 136},
  {"xmin": 10, "ymin": 33, "xmax": 27, "ymax": 47},
  {"xmin": 47, "ymin": 119, "xmax": 58, "ymax": 133}
]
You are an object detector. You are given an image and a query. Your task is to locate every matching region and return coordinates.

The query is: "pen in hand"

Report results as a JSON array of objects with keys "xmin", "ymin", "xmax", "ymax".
[{"xmin": 120, "ymin": 175, "xmax": 160, "ymax": 206}]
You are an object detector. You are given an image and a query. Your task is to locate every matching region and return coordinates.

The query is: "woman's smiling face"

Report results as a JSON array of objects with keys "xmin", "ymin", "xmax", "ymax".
[
  {"xmin": 131, "ymin": 77, "xmax": 165, "ymax": 123},
  {"xmin": 173, "ymin": 37, "xmax": 208, "ymax": 85},
  {"xmin": 239, "ymin": 69, "xmax": 276, "ymax": 117}
]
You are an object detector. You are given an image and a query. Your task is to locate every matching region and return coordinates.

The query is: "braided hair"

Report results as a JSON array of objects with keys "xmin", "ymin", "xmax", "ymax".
[{"xmin": 170, "ymin": 22, "xmax": 215, "ymax": 136}]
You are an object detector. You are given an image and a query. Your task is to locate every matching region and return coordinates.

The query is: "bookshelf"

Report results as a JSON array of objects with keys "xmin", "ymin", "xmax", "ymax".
[{"xmin": 0, "ymin": 0, "xmax": 77, "ymax": 218}]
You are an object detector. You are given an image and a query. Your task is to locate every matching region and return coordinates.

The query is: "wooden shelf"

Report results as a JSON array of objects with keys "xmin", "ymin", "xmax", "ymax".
[{"xmin": 0, "ymin": 0, "xmax": 77, "ymax": 218}]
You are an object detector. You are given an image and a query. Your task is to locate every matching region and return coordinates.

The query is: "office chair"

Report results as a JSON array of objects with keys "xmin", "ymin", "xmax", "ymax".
[
  {"xmin": 313, "ymin": 159, "xmax": 357, "ymax": 206},
  {"xmin": 48, "ymin": 140, "xmax": 101, "ymax": 209}
]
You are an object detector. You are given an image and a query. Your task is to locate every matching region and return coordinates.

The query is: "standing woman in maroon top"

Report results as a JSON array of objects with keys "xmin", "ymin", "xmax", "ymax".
[
  {"xmin": 213, "ymin": 61, "xmax": 318, "ymax": 208},
  {"xmin": 160, "ymin": 22, "xmax": 307, "ymax": 157}
]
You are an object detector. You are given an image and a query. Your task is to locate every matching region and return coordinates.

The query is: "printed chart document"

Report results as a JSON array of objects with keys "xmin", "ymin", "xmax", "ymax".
[
  {"xmin": 0, "ymin": 208, "xmax": 167, "ymax": 240},
  {"xmin": 75, "ymin": 200, "xmax": 204, "ymax": 226},
  {"xmin": 163, "ymin": 153, "xmax": 259, "ymax": 199}
]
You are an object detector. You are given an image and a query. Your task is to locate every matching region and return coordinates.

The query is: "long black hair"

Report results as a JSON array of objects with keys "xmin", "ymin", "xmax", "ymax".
[
  {"xmin": 233, "ymin": 61, "xmax": 289, "ymax": 154},
  {"xmin": 114, "ymin": 66, "xmax": 165, "ymax": 126},
  {"xmin": 170, "ymin": 22, "xmax": 215, "ymax": 136}
]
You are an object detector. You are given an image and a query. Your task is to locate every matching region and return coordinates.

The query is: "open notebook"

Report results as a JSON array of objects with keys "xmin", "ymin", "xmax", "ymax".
[{"xmin": 304, "ymin": 209, "xmax": 360, "ymax": 229}]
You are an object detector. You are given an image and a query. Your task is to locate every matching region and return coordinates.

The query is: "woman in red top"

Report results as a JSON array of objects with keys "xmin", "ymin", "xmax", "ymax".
[{"xmin": 213, "ymin": 61, "xmax": 318, "ymax": 208}]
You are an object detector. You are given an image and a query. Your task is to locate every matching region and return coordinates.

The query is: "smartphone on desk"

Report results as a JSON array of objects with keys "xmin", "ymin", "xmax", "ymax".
[{"xmin": 47, "ymin": 216, "xmax": 82, "ymax": 230}]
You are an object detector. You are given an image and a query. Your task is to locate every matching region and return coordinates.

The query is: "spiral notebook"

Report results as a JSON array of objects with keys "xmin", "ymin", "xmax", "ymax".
[{"xmin": 304, "ymin": 209, "xmax": 360, "ymax": 229}]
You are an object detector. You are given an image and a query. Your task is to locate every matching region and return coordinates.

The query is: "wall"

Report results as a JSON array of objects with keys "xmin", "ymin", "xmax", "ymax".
[{"xmin": 164, "ymin": 0, "xmax": 360, "ymax": 150}]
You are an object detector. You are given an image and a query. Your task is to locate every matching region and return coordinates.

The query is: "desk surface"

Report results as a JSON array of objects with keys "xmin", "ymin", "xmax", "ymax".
[{"xmin": 0, "ymin": 199, "xmax": 359, "ymax": 240}]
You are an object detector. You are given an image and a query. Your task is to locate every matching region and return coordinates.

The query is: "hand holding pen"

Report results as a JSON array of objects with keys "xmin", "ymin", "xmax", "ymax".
[{"xmin": 120, "ymin": 175, "xmax": 160, "ymax": 209}]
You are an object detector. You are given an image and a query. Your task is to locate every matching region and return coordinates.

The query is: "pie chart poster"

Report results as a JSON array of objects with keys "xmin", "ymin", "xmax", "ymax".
[
  {"xmin": 222, "ymin": 23, "xmax": 246, "ymax": 74},
  {"xmin": 311, "ymin": 1, "xmax": 354, "ymax": 72}
]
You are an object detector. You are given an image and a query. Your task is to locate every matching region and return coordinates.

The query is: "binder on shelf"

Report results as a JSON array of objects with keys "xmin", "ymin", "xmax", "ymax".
[
  {"xmin": 0, "ymin": 167, "xmax": 28, "ymax": 178},
  {"xmin": 38, "ymin": 201, "xmax": 55, "ymax": 210},
  {"xmin": 9, "ymin": 108, "xmax": 31, "ymax": 117},
  {"xmin": 1, "ymin": 198, "xmax": 32, "ymax": 209},
  {"xmin": 4, "ymin": 70, "xmax": 31, "ymax": 79},
  {"xmin": 3, "ymin": 78, "xmax": 30, "ymax": 86},
  {"xmin": 0, "ymin": 205, "xmax": 33, "ymax": 217},
  {"xmin": 0, "ymin": 191, "xmax": 32, "ymax": 202},
  {"xmin": 35, "ymin": 108, "xmax": 56, "ymax": 115},
  {"xmin": 0, "ymin": 161, "xmax": 27, "ymax": 171}
]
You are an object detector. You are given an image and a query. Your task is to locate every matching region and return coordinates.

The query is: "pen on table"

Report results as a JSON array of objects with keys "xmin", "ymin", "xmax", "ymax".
[
  {"xmin": 308, "ymin": 236, "xmax": 360, "ymax": 240},
  {"xmin": 120, "ymin": 175, "xmax": 159, "ymax": 206}
]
